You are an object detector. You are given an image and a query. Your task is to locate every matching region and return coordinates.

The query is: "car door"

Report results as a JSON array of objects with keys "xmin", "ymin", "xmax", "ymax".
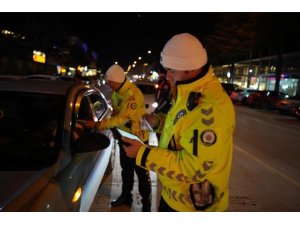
[
  {"xmin": 72, "ymin": 90, "xmax": 114, "ymax": 211},
  {"xmin": 30, "ymin": 89, "xmax": 111, "ymax": 211}
]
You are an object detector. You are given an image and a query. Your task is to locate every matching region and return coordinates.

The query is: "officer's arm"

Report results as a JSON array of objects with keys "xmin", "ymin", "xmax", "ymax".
[
  {"xmin": 135, "ymin": 122, "xmax": 227, "ymax": 183},
  {"xmin": 94, "ymin": 94, "xmax": 135, "ymax": 130}
]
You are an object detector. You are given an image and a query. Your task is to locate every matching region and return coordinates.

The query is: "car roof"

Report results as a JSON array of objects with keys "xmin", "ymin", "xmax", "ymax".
[
  {"xmin": 0, "ymin": 79, "xmax": 76, "ymax": 95},
  {"xmin": 24, "ymin": 74, "xmax": 58, "ymax": 80},
  {"xmin": 0, "ymin": 75, "xmax": 23, "ymax": 80}
]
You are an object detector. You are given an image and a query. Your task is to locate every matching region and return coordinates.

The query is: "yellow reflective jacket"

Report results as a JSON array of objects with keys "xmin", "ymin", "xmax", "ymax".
[
  {"xmin": 95, "ymin": 79, "xmax": 149, "ymax": 142},
  {"xmin": 136, "ymin": 65, "xmax": 235, "ymax": 211}
]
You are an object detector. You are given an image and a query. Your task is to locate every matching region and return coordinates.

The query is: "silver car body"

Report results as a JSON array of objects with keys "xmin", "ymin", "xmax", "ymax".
[{"xmin": 0, "ymin": 79, "xmax": 115, "ymax": 211}]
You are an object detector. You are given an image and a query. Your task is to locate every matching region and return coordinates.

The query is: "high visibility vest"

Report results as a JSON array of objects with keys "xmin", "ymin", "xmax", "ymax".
[
  {"xmin": 95, "ymin": 79, "xmax": 149, "ymax": 142},
  {"xmin": 136, "ymin": 65, "xmax": 235, "ymax": 211}
]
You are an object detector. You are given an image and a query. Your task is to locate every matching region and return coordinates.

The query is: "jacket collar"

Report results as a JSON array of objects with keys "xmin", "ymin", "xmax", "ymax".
[
  {"xmin": 176, "ymin": 62, "xmax": 210, "ymax": 86},
  {"xmin": 176, "ymin": 63, "xmax": 214, "ymax": 98},
  {"xmin": 116, "ymin": 78, "xmax": 131, "ymax": 95}
]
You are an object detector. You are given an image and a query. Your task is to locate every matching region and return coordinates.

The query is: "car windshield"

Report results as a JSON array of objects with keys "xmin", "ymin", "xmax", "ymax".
[{"xmin": 0, "ymin": 91, "xmax": 65, "ymax": 170}]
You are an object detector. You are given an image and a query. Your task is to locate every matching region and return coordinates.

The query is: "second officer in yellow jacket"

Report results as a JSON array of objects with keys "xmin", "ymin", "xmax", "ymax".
[{"xmin": 81, "ymin": 64, "xmax": 151, "ymax": 211}]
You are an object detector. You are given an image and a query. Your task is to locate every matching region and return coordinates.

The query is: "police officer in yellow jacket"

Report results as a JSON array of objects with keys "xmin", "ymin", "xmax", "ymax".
[
  {"xmin": 122, "ymin": 33, "xmax": 235, "ymax": 212},
  {"xmin": 81, "ymin": 64, "xmax": 152, "ymax": 211}
]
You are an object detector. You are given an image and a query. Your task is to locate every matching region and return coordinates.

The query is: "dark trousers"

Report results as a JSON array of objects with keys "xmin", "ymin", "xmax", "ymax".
[
  {"xmin": 119, "ymin": 143, "xmax": 151, "ymax": 204},
  {"xmin": 158, "ymin": 197, "xmax": 177, "ymax": 212}
]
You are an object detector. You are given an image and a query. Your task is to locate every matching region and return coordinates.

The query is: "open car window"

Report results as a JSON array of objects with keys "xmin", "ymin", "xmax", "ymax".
[{"xmin": 0, "ymin": 91, "xmax": 65, "ymax": 170}]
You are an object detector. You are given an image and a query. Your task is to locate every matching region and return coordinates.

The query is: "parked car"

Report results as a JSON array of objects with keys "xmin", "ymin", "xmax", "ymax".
[
  {"xmin": 134, "ymin": 81, "xmax": 158, "ymax": 114},
  {"xmin": 24, "ymin": 74, "xmax": 58, "ymax": 80},
  {"xmin": 0, "ymin": 79, "xmax": 116, "ymax": 211},
  {"xmin": 276, "ymin": 95, "xmax": 300, "ymax": 116},
  {"xmin": 221, "ymin": 82, "xmax": 240, "ymax": 96},
  {"xmin": 248, "ymin": 90, "xmax": 289, "ymax": 109},
  {"xmin": 0, "ymin": 75, "xmax": 23, "ymax": 80},
  {"xmin": 230, "ymin": 88, "xmax": 256, "ymax": 104}
]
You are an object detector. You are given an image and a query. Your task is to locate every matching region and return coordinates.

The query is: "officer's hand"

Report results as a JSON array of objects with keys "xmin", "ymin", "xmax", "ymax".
[
  {"xmin": 122, "ymin": 136, "xmax": 144, "ymax": 158},
  {"xmin": 77, "ymin": 120, "xmax": 95, "ymax": 129},
  {"xmin": 143, "ymin": 114, "xmax": 159, "ymax": 129}
]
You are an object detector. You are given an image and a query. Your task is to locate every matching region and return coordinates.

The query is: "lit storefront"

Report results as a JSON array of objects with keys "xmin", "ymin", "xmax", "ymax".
[{"xmin": 213, "ymin": 52, "xmax": 300, "ymax": 96}]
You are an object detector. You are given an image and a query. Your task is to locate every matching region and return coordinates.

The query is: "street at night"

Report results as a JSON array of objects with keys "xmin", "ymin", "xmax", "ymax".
[
  {"xmin": 1, "ymin": 6, "xmax": 300, "ymax": 225},
  {"xmin": 91, "ymin": 105, "xmax": 300, "ymax": 212}
]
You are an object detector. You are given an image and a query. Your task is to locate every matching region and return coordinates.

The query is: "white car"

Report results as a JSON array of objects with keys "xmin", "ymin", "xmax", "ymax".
[
  {"xmin": 0, "ymin": 79, "xmax": 115, "ymax": 211},
  {"xmin": 230, "ymin": 88, "xmax": 256, "ymax": 104}
]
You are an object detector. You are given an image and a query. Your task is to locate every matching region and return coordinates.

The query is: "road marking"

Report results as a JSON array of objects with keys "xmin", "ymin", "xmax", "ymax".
[{"xmin": 234, "ymin": 144, "xmax": 300, "ymax": 188}]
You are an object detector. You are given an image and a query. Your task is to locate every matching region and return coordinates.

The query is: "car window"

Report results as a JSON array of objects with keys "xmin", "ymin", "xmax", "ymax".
[
  {"xmin": 77, "ymin": 97, "xmax": 94, "ymax": 121},
  {"xmin": 0, "ymin": 91, "xmax": 65, "ymax": 170},
  {"xmin": 73, "ymin": 93, "xmax": 108, "ymax": 141},
  {"xmin": 89, "ymin": 93, "xmax": 107, "ymax": 120},
  {"xmin": 72, "ymin": 96, "xmax": 94, "ymax": 145},
  {"xmin": 235, "ymin": 89, "xmax": 243, "ymax": 93}
]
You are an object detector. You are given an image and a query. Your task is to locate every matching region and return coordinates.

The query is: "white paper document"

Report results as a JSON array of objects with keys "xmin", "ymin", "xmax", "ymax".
[{"xmin": 117, "ymin": 129, "xmax": 143, "ymax": 143}]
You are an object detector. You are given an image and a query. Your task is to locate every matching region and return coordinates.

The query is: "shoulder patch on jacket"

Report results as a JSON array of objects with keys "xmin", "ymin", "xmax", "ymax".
[
  {"xmin": 200, "ymin": 129, "xmax": 217, "ymax": 146},
  {"xmin": 130, "ymin": 103, "xmax": 137, "ymax": 109}
]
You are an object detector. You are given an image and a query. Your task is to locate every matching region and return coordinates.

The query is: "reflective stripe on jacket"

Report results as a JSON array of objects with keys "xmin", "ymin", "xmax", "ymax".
[
  {"xmin": 136, "ymin": 65, "xmax": 235, "ymax": 211},
  {"xmin": 95, "ymin": 79, "xmax": 149, "ymax": 142}
]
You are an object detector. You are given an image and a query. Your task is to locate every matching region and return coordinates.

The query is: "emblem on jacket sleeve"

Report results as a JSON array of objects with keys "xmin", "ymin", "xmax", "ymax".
[
  {"xmin": 130, "ymin": 103, "xmax": 137, "ymax": 109},
  {"xmin": 200, "ymin": 129, "xmax": 217, "ymax": 146},
  {"xmin": 173, "ymin": 109, "xmax": 186, "ymax": 125}
]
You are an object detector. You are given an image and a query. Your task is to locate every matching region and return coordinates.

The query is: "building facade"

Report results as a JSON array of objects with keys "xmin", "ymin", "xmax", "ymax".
[{"xmin": 213, "ymin": 52, "xmax": 300, "ymax": 96}]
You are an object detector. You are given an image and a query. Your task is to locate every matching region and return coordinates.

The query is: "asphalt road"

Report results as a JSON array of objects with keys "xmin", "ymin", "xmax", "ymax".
[
  {"xmin": 229, "ymin": 105, "xmax": 300, "ymax": 211},
  {"xmin": 91, "ymin": 105, "xmax": 300, "ymax": 212}
]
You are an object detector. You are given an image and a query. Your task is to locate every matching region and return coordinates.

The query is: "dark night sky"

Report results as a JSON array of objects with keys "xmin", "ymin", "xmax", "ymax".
[
  {"xmin": 0, "ymin": 12, "xmax": 219, "ymax": 70},
  {"xmin": 60, "ymin": 12, "xmax": 219, "ymax": 70},
  {"xmin": 1, "ymin": 12, "xmax": 300, "ymax": 71}
]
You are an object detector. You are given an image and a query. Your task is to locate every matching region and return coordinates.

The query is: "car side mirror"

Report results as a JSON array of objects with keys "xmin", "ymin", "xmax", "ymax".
[{"xmin": 73, "ymin": 132, "xmax": 110, "ymax": 153}]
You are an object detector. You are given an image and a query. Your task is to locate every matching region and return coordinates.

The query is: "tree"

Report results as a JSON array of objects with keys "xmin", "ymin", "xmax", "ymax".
[{"xmin": 204, "ymin": 13, "xmax": 300, "ymax": 90}]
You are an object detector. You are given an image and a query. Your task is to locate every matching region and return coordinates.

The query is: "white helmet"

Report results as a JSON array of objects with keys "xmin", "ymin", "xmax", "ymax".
[
  {"xmin": 106, "ymin": 64, "xmax": 125, "ymax": 83},
  {"xmin": 160, "ymin": 33, "xmax": 207, "ymax": 71}
]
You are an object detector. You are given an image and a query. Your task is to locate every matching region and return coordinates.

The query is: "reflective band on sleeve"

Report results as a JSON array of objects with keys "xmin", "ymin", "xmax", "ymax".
[
  {"xmin": 193, "ymin": 129, "xmax": 198, "ymax": 156},
  {"xmin": 141, "ymin": 147, "xmax": 151, "ymax": 167}
]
